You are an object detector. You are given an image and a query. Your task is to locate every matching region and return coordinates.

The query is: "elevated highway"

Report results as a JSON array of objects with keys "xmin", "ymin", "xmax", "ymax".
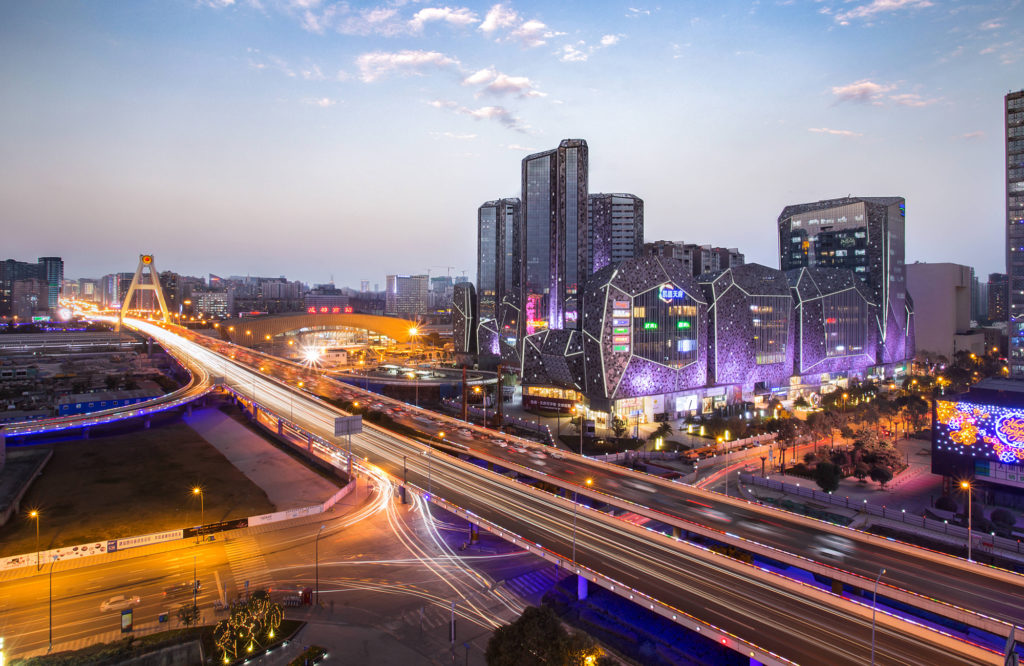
[{"xmin": 113, "ymin": 316, "xmax": 1012, "ymax": 664}]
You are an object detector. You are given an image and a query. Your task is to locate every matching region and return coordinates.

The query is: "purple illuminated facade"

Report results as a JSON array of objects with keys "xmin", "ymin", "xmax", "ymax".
[{"xmin": 700, "ymin": 263, "xmax": 794, "ymax": 390}]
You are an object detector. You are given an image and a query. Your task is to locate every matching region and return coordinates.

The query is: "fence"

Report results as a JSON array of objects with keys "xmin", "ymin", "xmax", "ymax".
[{"xmin": 740, "ymin": 473, "xmax": 1024, "ymax": 555}]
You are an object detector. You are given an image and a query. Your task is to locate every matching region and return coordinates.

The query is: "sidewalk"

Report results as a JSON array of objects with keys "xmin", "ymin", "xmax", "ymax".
[{"xmin": 252, "ymin": 618, "xmax": 443, "ymax": 666}]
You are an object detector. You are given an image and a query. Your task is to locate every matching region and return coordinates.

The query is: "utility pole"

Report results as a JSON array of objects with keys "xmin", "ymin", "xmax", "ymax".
[
  {"xmin": 496, "ymin": 364, "xmax": 504, "ymax": 431},
  {"xmin": 461, "ymin": 366, "xmax": 468, "ymax": 421}
]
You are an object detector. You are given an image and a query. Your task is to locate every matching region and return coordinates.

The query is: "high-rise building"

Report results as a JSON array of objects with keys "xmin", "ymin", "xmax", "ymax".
[
  {"xmin": 37, "ymin": 257, "xmax": 63, "ymax": 311},
  {"xmin": 778, "ymin": 196, "xmax": 909, "ymax": 364},
  {"xmin": 0, "ymin": 259, "xmax": 38, "ymax": 317},
  {"xmin": 360, "ymin": 280, "xmax": 370, "ymax": 293},
  {"xmin": 989, "ymin": 272, "xmax": 1008, "ymax": 323},
  {"xmin": 587, "ymin": 193, "xmax": 644, "ymax": 273},
  {"xmin": 385, "ymin": 274, "xmax": 429, "ymax": 319},
  {"xmin": 477, "ymin": 198, "xmax": 521, "ymax": 321},
  {"xmin": 521, "ymin": 139, "xmax": 588, "ymax": 332},
  {"xmin": 1005, "ymin": 90, "xmax": 1024, "ymax": 375},
  {"xmin": 644, "ymin": 241, "xmax": 744, "ymax": 277}
]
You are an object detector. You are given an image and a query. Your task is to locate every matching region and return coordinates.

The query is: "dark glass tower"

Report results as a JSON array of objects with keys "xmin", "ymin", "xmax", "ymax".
[
  {"xmin": 778, "ymin": 197, "xmax": 908, "ymax": 364},
  {"xmin": 37, "ymin": 257, "xmax": 63, "ymax": 311},
  {"xmin": 476, "ymin": 198, "xmax": 520, "ymax": 321},
  {"xmin": 1006, "ymin": 90, "xmax": 1024, "ymax": 376},
  {"xmin": 520, "ymin": 139, "xmax": 588, "ymax": 332}
]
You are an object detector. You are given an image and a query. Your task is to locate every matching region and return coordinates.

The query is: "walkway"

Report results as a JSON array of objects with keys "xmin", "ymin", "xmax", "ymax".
[{"xmin": 184, "ymin": 407, "xmax": 339, "ymax": 511}]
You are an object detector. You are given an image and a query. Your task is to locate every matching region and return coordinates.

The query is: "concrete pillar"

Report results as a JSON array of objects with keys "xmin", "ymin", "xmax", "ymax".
[
  {"xmin": 277, "ymin": 418, "xmax": 283, "ymax": 436},
  {"xmin": 576, "ymin": 575, "xmax": 588, "ymax": 601},
  {"xmin": 672, "ymin": 526, "xmax": 681, "ymax": 539},
  {"xmin": 307, "ymin": 435, "xmax": 313, "ymax": 452},
  {"xmin": 186, "ymin": 403, "xmax": 193, "ymax": 417},
  {"xmin": 83, "ymin": 427, "xmax": 90, "ymax": 439},
  {"xmin": 831, "ymin": 579, "xmax": 843, "ymax": 595},
  {"xmin": 1, "ymin": 428, "xmax": 6, "ymax": 469},
  {"xmin": 144, "ymin": 418, "xmax": 151, "ymax": 429}
]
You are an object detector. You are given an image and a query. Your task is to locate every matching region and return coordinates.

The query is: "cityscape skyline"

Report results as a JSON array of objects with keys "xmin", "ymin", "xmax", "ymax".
[{"xmin": 1, "ymin": 1, "xmax": 1021, "ymax": 284}]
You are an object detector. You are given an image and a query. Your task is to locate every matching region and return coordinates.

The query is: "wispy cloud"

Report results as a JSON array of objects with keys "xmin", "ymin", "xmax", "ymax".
[
  {"xmin": 357, "ymin": 50, "xmax": 460, "ymax": 83},
  {"xmin": 830, "ymin": 79, "xmax": 895, "ymax": 104},
  {"xmin": 558, "ymin": 34, "xmax": 623, "ymax": 62},
  {"xmin": 626, "ymin": 7, "xmax": 650, "ymax": 17},
  {"xmin": 462, "ymin": 67, "xmax": 545, "ymax": 98},
  {"xmin": 409, "ymin": 6, "xmax": 479, "ymax": 32},
  {"xmin": 303, "ymin": 97, "xmax": 338, "ymax": 108},
  {"xmin": 960, "ymin": 131, "xmax": 984, "ymax": 140},
  {"xmin": 834, "ymin": 0, "xmax": 933, "ymax": 26},
  {"xmin": 509, "ymin": 19, "xmax": 563, "ymax": 47},
  {"xmin": 890, "ymin": 93, "xmax": 939, "ymax": 107},
  {"xmin": 600, "ymin": 34, "xmax": 621, "ymax": 46},
  {"xmin": 808, "ymin": 127, "xmax": 863, "ymax": 137},
  {"xmin": 428, "ymin": 99, "xmax": 528, "ymax": 132},
  {"xmin": 431, "ymin": 131, "xmax": 478, "ymax": 140},
  {"xmin": 979, "ymin": 18, "xmax": 1004, "ymax": 30},
  {"xmin": 505, "ymin": 143, "xmax": 535, "ymax": 151}
]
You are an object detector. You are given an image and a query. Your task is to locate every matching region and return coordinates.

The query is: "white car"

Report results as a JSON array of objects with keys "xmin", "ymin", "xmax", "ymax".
[{"xmin": 100, "ymin": 594, "xmax": 141, "ymax": 612}]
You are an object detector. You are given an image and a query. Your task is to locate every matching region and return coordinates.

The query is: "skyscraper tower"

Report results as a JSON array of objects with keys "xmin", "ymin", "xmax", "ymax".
[
  {"xmin": 520, "ymin": 139, "xmax": 588, "ymax": 332},
  {"xmin": 778, "ymin": 196, "xmax": 909, "ymax": 364},
  {"xmin": 587, "ymin": 193, "xmax": 644, "ymax": 273},
  {"xmin": 1006, "ymin": 90, "xmax": 1024, "ymax": 376},
  {"xmin": 37, "ymin": 257, "xmax": 63, "ymax": 312},
  {"xmin": 476, "ymin": 198, "xmax": 521, "ymax": 321}
]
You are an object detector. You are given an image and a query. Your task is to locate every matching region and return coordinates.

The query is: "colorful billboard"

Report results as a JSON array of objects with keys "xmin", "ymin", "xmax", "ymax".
[{"xmin": 934, "ymin": 399, "xmax": 1024, "ymax": 464}]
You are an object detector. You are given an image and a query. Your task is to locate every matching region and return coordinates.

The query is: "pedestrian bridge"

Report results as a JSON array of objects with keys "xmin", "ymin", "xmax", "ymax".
[{"xmin": 221, "ymin": 313, "xmax": 419, "ymax": 347}]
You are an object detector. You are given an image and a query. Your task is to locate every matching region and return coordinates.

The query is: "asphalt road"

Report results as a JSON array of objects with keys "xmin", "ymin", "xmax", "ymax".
[{"xmin": 118, "ymin": 318, "xmax": 1007, "ymax": 664}]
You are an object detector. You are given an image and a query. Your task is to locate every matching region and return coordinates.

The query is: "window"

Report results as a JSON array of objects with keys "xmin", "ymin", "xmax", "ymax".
[
  {"xmin": 631, "ymin": 286, "xmax": 698, "ymax": 367},
  {"xmin": 822, "ymin": 290, "xmax": 868, "ymax": 357},
  {"xmin": 750, "ymin": 295, "xmax": 790, "ymax": 364}
]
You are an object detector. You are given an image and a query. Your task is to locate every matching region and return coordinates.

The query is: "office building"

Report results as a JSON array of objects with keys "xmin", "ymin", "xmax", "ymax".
[
  {"xmin": 521, "ymin": 139, "xmax": 588, "ymax": 332},
  {"xmin": 0, "ymin": 259, "xmax": 38, "ymax": 317},
  {"xmin": 990, "ymin": 273, "xmax": 1009, "ymax": 323},
  {"xmin": 906, "ymin": 263, "xmax": 984, "ymax": 358},
  {"xmin": 778, "ymin": 196, "xmax": 909, "ymax": 365},
  {"xmin": 191, "ymin": 290, "xmax": 231, "ymax": 318},
  {"xmin": 11, "ymin": 278, "xmax": 48, "ymax": 320},
  {"xmin": 37, "ymin": 257, "xmax": 63, "ymax": 311},
  {"xmin": 1006, "ymin": 90, "xmax": 1024, "ymax": 375},
  {"xmin": 587, "ymin": 193, "xmax": 644, "ymax": 273},
  {"xmin": 385, "ymin": 274, "xmax": 429, "ymax": 319},
  {"xmin": 452, "ymin": 282, "xmax": 477, "ymax": 358},
  {"xmin": 644, "ymin": 241, "xmax": 744, "ymax": 277},
  {"xmin": 477, "ymin": 198, "xmax": 521, "ymax": 321}
]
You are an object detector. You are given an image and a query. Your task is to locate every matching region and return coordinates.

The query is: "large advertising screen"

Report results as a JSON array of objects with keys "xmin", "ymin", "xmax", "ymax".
[{"xmin": 934, "ymin": 399, "xmax": 1024, "ymax": 464}]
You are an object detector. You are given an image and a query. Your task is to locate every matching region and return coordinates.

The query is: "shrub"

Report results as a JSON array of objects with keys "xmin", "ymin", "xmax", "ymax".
[
  {"xmin": 991, "ymin": 508, "xmax": 1016, "ymax": 529},
  {"xmin": 935, "ymin": 495, "xmax": 958, "ymax": 512}
]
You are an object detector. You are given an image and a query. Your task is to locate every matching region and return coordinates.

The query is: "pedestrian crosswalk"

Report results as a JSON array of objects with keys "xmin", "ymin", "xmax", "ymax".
[
  {"xmin": 223, "ymin": 534, "xmax": 274, "ymax": 597},
  {"xmin": 503, "ymin": 565, "xmax": 567, "ymax": 603}
]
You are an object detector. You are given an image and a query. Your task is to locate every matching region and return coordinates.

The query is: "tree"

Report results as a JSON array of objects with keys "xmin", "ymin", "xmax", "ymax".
[
  {"xmin": 611, "ymin": 416, "xmax": 628, "ymax": 439},
  {"xmin": 813, "ymin": 462, "xmax": 842, "ymax": 493},
  {"xmin": 991, "ymin": 508, "xmax": 1016, "ymax": 532},
  {"xmin": 105, "ymin": 374, "xmax": 120, "ymax": 390},
  {"xmin": 935, "ymin": 495, "xmax": 958, "ymax": 512},
  {"xmin": 869, "ymin": 466, "xmax": 893, "ymax": 488},
  {"xmin": 486, "ymin": 606, "xmax": 601, "ymax": 666},
  {"xmin": 176, "ymin": 603, "xmax": 200, "ymax": 627},
  {"xmin": 853, "ymin": 461, "xmax": 870, "ymax": 481},
  {"xmin": 793, "ymin": 395, "xmax": 810, "ymax": 409},
  {"xmin": 649, "ymin": 421, "xmax": 674, "ymax": 442}
]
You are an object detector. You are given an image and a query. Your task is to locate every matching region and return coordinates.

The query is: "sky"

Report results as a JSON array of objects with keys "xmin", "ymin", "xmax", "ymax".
[{"xmin": 1, "ymin": 0, "xmax": 1021, "ymax": 286}]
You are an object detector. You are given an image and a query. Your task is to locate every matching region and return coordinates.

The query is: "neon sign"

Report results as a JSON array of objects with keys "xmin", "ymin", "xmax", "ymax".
[
  {"xmin": 659, "ymin": 284, "xmax": 687, "ymax": 303},
  {"xmin": 306, "ymin": 306, "xmax": 353, "ymax": 314},
  {"xmin": 643, "ymin": 322, "xmax": 658, "ymax": 330}
]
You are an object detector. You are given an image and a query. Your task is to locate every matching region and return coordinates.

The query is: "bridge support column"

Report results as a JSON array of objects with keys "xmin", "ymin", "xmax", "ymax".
[
  {"xmin": 672, "ymin": 526, "xmax": 681, "ymax": 539},
  {"xmin": 277, "ymin": 418, "xmax": 283, "ymax": 436},
  {"xmin": 307, "ymin": 435, "xmax": 313, "ymax": 452},
  {"xmin": 186, "ymin": 403, "xmax": 193, "ymax": 417},
  {"xmin": 487, "ymin": 461, "xmax": 493, "ymax": 471},
  {"xmin": 144, "ymin": 417, "xmax": 151, "ymax": 429},
  {"xmin": 576, "ymin": 575, "xmax": 588, "ymax": 601},
  {"xmin": 830, "ymin": 579, "xmax": 843, "ymax": 595},
  {"xmin": 82, "ymin": 427, "xmax": 90, "ymax": 439}
]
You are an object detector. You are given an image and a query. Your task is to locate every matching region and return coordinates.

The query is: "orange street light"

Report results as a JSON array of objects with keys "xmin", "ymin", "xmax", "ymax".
[{"xmin": 29, "ymin": 509, "xmax": 40, "ymax": 570}]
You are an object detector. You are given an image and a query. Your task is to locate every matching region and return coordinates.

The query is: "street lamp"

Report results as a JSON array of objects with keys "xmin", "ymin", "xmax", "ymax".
[
  {"xmin": 49, "ymin": 554, "xmax": 60, "ymax": 649},
  {"xmin": 960, "ymin": 480, "xmax": 973, "ymax": 562},
  {"xmin": 192, "ymin": 487, "xmax": 204, "ymax": 544},
  {"xmin": 29, "ymin": 509, "xmax": 40, "ymax": 571},
  {"xmin": 575, "ymin": 404, "xmax": 585, "ymax": 455},
  {"xmin": 870, "ymin": 567, "xmax": 886, "ymax": 666},
  {"xmin": 570, "ymin": 478, "xmax": 593, "ymax": 569},
  {"xmin": 315, "ymin": 524, "xmax": 326, "ymax": 608},
  {"xmin": 842, "ymin": 392, "xmax": 849, "ymax": 412}
]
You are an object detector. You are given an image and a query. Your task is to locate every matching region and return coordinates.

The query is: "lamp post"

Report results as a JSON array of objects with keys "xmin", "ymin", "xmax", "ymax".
[
  {"xmin": 570, "ymin": 479, "xmax": 593, "ymax": 568},
  {"xmin": 842, "ymin": 392, "xmax": 849, "ymax": 413},
  {"xmin": 314, "ymin": 523, "xmax": 327, "ymax": 607},
  {"xmin": 870, "ymin": 567, "xmax": 886, "ymax": 666},
  {"xmin": 49, "ymin": 554, "xmax": 60, "ymax": 650},
  {"xmin": 407, "ymin": 372, "xmax": 419, "ymax": 408},
  {"xmin": 961, "ymin": 480, "xmax": 973, "ymax": 562},
  {"xmin": 192, "ymin": 487, "xmax": 204, "ymax": 544},
  {"xmin": 576, "ymin": 404, "xmax": 585, "ymax": 455},
  {"xmin": 29, "ymin": 510, "xmax": 40, "ymax": 571}
]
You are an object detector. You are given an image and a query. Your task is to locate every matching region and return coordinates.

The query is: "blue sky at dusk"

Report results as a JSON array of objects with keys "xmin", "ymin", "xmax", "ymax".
[{"xmin": 1, "ymin": 0, "xmax": 1021, "ymax": 285}]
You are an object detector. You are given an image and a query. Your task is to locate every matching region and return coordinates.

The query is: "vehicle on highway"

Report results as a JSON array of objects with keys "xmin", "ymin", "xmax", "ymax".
[
  {"xmin": 100, "ymin": 594, "xmax": 141, "ymax": 612},
  {"xmin": 163, "ymin": 580, "xmax": 201, "ymax": 598}
]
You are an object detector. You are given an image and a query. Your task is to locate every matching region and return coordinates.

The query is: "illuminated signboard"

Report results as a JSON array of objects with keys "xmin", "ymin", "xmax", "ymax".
[
  {"xmin": 611, "ymin": 300, "xmax": 630, "ymax": 353},
  {"xmin": 660, "ymin": 285, "xmax": 685, "ymax": 302},
  {"xmin": 677, "ymin": 321, "xmax": 691, "ymax": 329},
  {"xmin": 934, "ymin": 399, "xmax": 1024, "ymax": 464},
  {"xmin": 306, "ymin": 306, "xmax": 353, "ymax": 315},
  {"xmin": 643, "ymin": 322, "xmax": 658, "ymax": 330}
]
